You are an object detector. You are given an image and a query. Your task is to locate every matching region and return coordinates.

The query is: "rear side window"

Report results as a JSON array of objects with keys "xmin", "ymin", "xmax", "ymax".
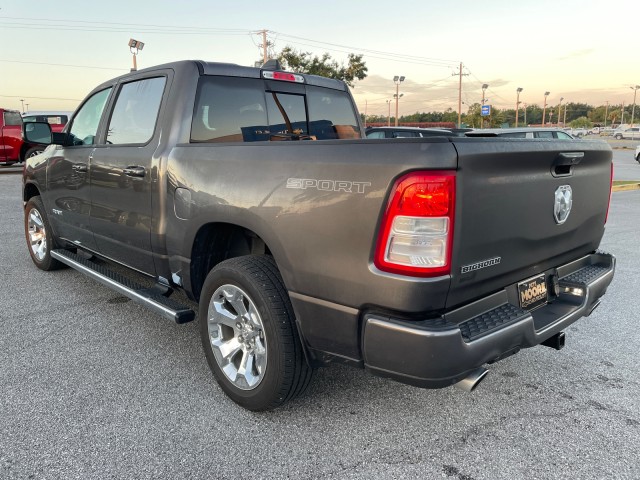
[
  {"xmin": 191, "ymin": 76, "xmax": 359, "ymax": 143},
  {"xmin": 3, "ymin": 111, "xmax": 22, "ymax": 126},
  {"xmin": 107, "ymin": 77, "xmax": 166, "ymax": 145},
  {"xmin": 536, "ymin": 131, "xmax": 554, "ymax": 139},
  {"xmin": 499, "ymin": 132, "xmax": 526, "ymax": 138}
]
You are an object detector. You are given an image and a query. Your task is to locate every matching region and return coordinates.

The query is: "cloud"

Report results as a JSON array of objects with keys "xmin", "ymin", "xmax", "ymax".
[{"xmin": 556, "ymin": 48, "xmax": 596, "ymax": 61}]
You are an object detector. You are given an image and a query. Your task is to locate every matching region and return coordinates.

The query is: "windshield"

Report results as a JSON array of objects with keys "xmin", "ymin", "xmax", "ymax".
[{"xmin": 191, "ymin": 76, "xmax": 360, "ymax": 143}]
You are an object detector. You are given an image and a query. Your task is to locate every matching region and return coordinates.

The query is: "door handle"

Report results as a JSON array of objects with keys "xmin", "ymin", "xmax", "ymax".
[
  {"xmin": 123, "ymin": 166, "xmax": 146, "ymax": 178},
  {"xmin": 72, "ymin": 163, "xmax": 88, "ymax": 173}
]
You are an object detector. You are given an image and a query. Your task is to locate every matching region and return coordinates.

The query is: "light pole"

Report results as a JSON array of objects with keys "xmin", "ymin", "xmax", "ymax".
[
  {"xmin": 549, "ymin": 110, "xmax": 554, "ymax": 125},
  {"xmin": 630, "ymin": 85, "xmax": 640, "ymax": 127},
  {"xmin": 128, "ymin": 38, "xmax": 145, "ymax": 72},
  {"xmin": 542, "ymin": 91, "xmax": 550, "ymax": 125},
  {"xmin": 604, "ymin": 101, "xmax": 609, "ymax": 128},
  {"xmin": 393, "ymin": 75, "xmax": 405, "ymax": 127},
  {"xmin": 385, "ymin": 100, "xmax": 390, "ymax": 127},
  {"xmin": 25, "ymin": 103, "xmax": 29, "ymax": 113},
  {"xmin": 515, "ymin": 87, "xmax": 523, "ymax": 127},
  {"xmin": 563, "ymin": 101, "xmax": 568, "ymax": 126},
  {"xmin": 523, "ymin": 103, "xmax": 528, "ymax": 125},
  {"xmin": 20, "ymin": 99, "xmax": 24, "ymax": 113},
  {"xmin": 557, "ymin": 97, "xmax": 564, "ymax": 127},
  {"xmin": 481, "ymin": 83, "xmax": 489, "ymax": 128}
]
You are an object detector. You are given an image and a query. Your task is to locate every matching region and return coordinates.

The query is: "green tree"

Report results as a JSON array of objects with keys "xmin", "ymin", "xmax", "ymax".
[
  {"xmin": 277, "ymin": 47, "xmax": 368, "ymax": 87},
  {"xmin": 570, "ymin": 116, "xmax": 592, "ymax": 128}
]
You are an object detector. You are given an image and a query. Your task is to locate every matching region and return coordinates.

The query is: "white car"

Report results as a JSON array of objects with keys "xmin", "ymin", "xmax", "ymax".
[{"xmin": 613, "ymin": 127, "xmax": 640, "ymax": 140}]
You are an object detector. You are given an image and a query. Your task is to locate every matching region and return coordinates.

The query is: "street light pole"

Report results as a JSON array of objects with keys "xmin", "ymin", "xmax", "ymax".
[
  {"xmin": 557, "ymin": 97, "xmax": 564, "ymax": 127},
  {"xmin": 386, "ymin": 99, "xmax": 391, "ymax": 127},
  {"xmin": 542, "ymin": 91, "xmax": 550, "ymax": 125},
  {"xmin": 523, "ymin": 103, "xmax": 528, "ymax": 125},
  {"xmin": 515, "ymin": 87, "xmax": 523, "ymax": 127},
  {"xmin": 481, "ymin": 83, "xmax": 489, "ymax": 128},
  {"xmin": 563, "ymin": 101, "xmax": 568, "ymax": 126},
  {"xmin": 630, "ymin": 85, "xmax": 640, "ymax": 127},
  {"xmin": 20, "ymin": 99, "xmax": 24, "ymax": 113},
  {"xmin": 393, "ymin": 75, "xmax": 405, "ymax": 127},
  {"xmin": 604, "ymin": 101, "xmax": 609, "ymax": 128}
]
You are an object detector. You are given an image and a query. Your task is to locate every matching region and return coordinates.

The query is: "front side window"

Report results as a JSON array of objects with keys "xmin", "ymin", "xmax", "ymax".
[
  {"xmin": 69, "ymin": 88, "xmax": 112, "ymax": 146},
  {"xmin": 190, "ymin": 76, "xmax": 360, "ymax": 143},
  {"xmin": 556, "ymin": 131, "xmax": 573, "ymax": 139},
  {"xmin": 366, "ymin": 131, "xmax": 386, "ymax": 139},
  {"xmin": 107, "ymin": 77, "xmax": 166, "ymax": 145}
]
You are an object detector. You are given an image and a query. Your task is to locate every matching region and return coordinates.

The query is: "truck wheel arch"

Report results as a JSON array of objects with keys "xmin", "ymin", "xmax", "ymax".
[{"xmin": 189, "ymin": 222, "xmax": 271, "ymax": 301}]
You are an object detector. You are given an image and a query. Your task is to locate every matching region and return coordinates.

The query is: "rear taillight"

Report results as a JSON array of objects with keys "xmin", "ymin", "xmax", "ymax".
[
  {"xmin": 605, "ymin": 162, "xmax": 613, "ymax": 224},
  {"xmin": 374, "ymin": 171, "xmax": 456, "ymax": 277}
]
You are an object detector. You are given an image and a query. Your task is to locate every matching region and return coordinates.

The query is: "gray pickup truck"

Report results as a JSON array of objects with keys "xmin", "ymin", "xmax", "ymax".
[{"xmin": 23, "ymin": 60, "xmax": 615, "ymax": 411}]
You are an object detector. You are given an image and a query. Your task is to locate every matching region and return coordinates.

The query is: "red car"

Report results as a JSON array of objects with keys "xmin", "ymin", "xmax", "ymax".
[
  {"xmin": 0, "ymin": 108, "xmax": 23, "ymax": 165},
  {"xmin": 0, "ymin": 109, "xmax": 71, "ymax": 165}
]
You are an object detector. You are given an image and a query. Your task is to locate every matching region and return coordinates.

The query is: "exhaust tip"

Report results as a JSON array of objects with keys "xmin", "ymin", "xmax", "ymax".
[{"xmin": 454, "ymin": 367, "xmax": 489, "ymax": 393}]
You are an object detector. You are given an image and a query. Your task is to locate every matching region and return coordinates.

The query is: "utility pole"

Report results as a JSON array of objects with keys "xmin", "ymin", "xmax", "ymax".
[
  {"xmin": 542, "ymin": 91, "xmax": 550, "ymax": 126},
  {"xmin": 453, "ymin": 63, "xmax": 468, "ymax": 128},
  {"xmin": 621, "ymin": 102, "xmax": 625, "ymax": 125},
  {"xmin": 604, "ymin": 101, "xmax": 609, "ymax": 128},
  {"xmin": 386, "ymin": 100, "xmax": 391, "ymax": 127},
  {"xmin": 257, "ymin": 29, "xmax": 275, "ymax": 64},
  {"xmin": 630, "ymin": 85, "xmax": 639, "ymax": 127},
  {"xmin": 515, "ymin": 87, "xmax": 523, "ymax": 127},
  {"xmin": 563, "ymin": 101, "xmax": 568, "ymax": 126},
  {"xmin": 261, "ymin": 29, "xmax": 268, "ymax": 64},
  {"xmin": 523, "ymin": 103, "xmax": 527, "ymax": 125}
]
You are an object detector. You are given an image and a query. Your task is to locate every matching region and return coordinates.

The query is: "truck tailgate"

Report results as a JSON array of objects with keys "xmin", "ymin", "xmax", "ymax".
[{"xmin": 447, "ymin": 137, "xmax": 612, "ymax": 309}]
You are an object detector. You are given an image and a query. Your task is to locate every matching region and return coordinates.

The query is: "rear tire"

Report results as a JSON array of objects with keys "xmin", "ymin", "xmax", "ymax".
[
  {"xmin": 199, "ymin": 255, "xmax": 312, "ymax": 411},
  {"xmin": 24, "ymin": 196, "xmax": 64, "ymax": 271}
]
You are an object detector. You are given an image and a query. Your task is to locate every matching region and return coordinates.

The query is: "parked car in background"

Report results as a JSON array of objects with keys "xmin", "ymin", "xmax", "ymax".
[
  {"xmin": 22, "ymin": 111, "xmax": 72, "ymax": 134},
  {"xmin": 365, "ymin": 126, "xmax": 462, "ymax": 138},
  {"xmin": 467, "ymin": 127, "xmax": 576, "ymax": 139},
  {"xmin": 21, "ymin": 111, "xmax": 73, "ymax": 159},
  {"xmin": 613, "ymin": 127, "xmax": 640, "ymax": 140},
  {"xmin": 0, "ymin": 108, "xmax": 23, "ymax": 165}
]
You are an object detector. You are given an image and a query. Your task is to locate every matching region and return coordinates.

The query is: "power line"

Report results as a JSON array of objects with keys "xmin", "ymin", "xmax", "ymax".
[
  {"xmin": 0, "ymin": 94, "xmax": 81, "ymax": 101},
  {"xmin": 0, "ymin": 59, "xmax": 127, "ymax": 71}
]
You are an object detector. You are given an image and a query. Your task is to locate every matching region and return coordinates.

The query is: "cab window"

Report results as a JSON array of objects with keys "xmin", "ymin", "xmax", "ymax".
[
  {"xmin": 106, "ymin": 77, "xmax": 166, "ymax": 145},
  {"xmin": 69, "ymin": 88, "xmax": 112, "ymax": 146}
]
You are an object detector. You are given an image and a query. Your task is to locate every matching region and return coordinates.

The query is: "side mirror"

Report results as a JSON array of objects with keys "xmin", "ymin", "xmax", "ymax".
[{"xmin": 23, "ymin": 121, "xmax": 52, "ymax": 144}]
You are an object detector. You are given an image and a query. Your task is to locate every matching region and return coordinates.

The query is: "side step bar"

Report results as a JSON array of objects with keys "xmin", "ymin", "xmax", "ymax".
[{"xmin": 51, "ymin": 249, "xmax": 195, "ymax": 324}]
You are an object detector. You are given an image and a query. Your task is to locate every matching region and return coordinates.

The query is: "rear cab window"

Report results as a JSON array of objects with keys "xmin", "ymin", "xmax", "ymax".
[
  {"xmin": 3, "ymin": 111, "xmax": 23, "ymax": 126},
  {"xmin": 190, "ymin": 76, "xmax": 360, "ymax": 143}
]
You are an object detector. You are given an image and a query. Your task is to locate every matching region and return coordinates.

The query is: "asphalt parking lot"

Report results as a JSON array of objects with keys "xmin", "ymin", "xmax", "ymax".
[{"xmin": 1, "ymin": 169, "xmax": 640, "ymax": 479}]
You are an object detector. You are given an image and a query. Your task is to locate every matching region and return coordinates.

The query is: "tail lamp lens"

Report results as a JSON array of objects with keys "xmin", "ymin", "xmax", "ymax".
[{"xmin": 375, "ymin": 172, "xmax": 455, "ymax": 277}]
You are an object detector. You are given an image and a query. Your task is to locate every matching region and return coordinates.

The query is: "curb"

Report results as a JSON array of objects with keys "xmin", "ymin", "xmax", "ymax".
[{"xmin": 612, "ymin": 183, "xmax": 640, "ymax": 192}]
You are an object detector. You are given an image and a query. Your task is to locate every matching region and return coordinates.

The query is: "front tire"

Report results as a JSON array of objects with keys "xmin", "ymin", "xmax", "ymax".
[
  {"xmin": 24, "ymin": 146, "xmax": 45, "ymax": 160},
  {"xmin": 614, "ymin": 134, "xmax": 623, "ymax": 140},
  {"xmin": 199, "ymin": 255, "xmax": 312, "ymax": 411},
  {"xmin": 24, "ymin": 196, "xmax": 64, "ymax": 271}
]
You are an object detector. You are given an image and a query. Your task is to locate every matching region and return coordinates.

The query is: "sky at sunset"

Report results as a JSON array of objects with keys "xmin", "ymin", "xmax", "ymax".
[{"xmin": 1, "ymin": 0, "xmax": 638, "ymax": 117}]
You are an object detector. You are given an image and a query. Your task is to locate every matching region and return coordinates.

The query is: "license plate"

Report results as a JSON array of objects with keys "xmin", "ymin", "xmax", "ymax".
[{"xmin": 518, "ymin": 274, "xmax": 548, "ymax": 310}]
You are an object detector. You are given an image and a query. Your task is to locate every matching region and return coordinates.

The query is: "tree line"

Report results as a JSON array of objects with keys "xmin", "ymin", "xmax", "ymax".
[{"xmin": 363, "ymin": 102, "xmax": 635, "ymax": 129}]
